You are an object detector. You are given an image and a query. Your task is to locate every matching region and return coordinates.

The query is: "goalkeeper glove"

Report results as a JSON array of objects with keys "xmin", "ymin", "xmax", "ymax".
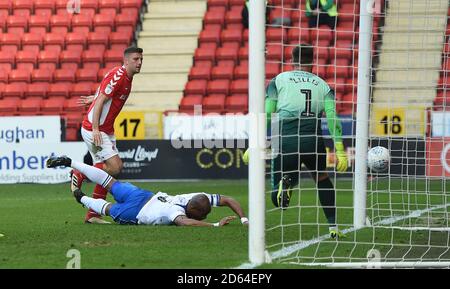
[
  {"xmin": 243, "ymin": 148, "xmax": 249, "ymax": 165},
  {"xmin": 335, "ymin": 142, "xmax": 348, "ymax": 172}
]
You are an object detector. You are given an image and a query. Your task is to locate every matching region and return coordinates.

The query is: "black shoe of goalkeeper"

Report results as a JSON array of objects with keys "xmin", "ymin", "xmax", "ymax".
[
  {"xmin": 277, "ymin": 176, "xmax": 292, "ymax": 209},
  {"xmin": 73, "ymin": 189, "xmax": 85, "ymax": 204},
  {"xmin": 46, "ymin": 156, "xmax": 72, "ymax": 168}
]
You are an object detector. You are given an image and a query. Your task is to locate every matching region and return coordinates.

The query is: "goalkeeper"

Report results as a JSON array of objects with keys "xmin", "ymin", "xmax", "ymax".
[{"xmin": 266, "ymin": 44, "xmax": 347, "ymax": 238}]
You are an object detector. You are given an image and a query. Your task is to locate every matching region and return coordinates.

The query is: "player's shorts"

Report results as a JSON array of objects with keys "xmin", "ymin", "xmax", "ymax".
[
  {"xmin": 271, "ymin": 135, "xmax": 327, "ymax": 190},
  {"xmin": 109, "ymin": 182, "xmax": 154, "ymax": 225},
  {"xmin": 81, "ymin": 127, "xmax": 119, "ymax": 164}
]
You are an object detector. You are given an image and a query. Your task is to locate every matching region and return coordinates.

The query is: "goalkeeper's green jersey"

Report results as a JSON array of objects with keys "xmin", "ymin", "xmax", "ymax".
[{"xmin": 266, "ymin": 70, "xmax": 343, "ymax": 144}]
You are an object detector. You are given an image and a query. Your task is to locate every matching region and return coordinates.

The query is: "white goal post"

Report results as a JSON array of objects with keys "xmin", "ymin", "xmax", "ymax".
[{"xmin": 248, "ymin": 0, "xmax": 450, "ymax": 268}]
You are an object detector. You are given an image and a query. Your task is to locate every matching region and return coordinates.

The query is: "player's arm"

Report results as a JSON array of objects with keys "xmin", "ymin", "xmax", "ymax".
[
  {"xmin": 324, "ymin": 90, "xmax": 347, "ymax": 172},
  {"xmin": 173, "ymin": 215, "xmax": 236, "ymax": 227},
  {"xmin": 91, "ymin": 92, "xmax": 109, "ymax": 146},
  {"xmin": 265, "ymin": 78, "xmax": 278, "ymax": 128},
  {"xmin": 218, "ymin": 195, "xmax": 248, "ymax": 225}
]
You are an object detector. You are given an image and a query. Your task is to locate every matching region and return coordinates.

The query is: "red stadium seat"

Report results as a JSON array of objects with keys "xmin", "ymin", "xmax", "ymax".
[
  {"xmin": 65, "ymin": 32, "xmax": 87, "ymax": 51},
  {"xmin": 64, "ymin": 98, "xmax": 83, "ymax": 112},
  {"xmin": 1, "ymin": 33, "xmax": 21, "ymax": 53},
  {"xmin": 211, "ymin": 65, "xmax": 234, "ymax": 80},
  {"xmin": 48, "ymin": 83, "xmax": 71, "ymax": 98},
  {"xmin": 216, "ymin": 46, "xmax": 239, "ymax": 64},
  {"xmin": 60, "ymin": 49, "xmax": 82, "ymax": 64},
  {"xmin": 310, "ymin": 26, "xmax": 333, "ymax": 42},
  {"xmin": 238, "ymin": 45, "xmax": 248, "ymax": 60},
  {"xmin": 54, "ymin": 68, "xmax": 76, "ymax": 83},
  {"xmin": 0, "ymin": 0, "xmax": 12, "ymax": 17},
  {"xmin": 0, "ymin": 70, "xmax": 8, "ymax": 84},
  {"xmin": 41, "ymin": 96, "xmax": 65, "ymax": 113},
  {"xmin": 28, "ymin": 15, "xmax": 50, "ymax": 36},
  {"xmin": 184, "ymin": 80, "xmax": 208, "ymax": 95},
  {"xmin": 265, "ymin": 63, "xmax": 280, "ymax": 79},
  {"xmin": 194, "ymin": 47, "xmax": 216, "ymax": 63},
  {"xmin": 44, "ymin": 33, "xmax": 65, "ymax": 52},
  {"xmin": 32, "ymin": 68, "xmax": 54, "ymax": 83},
  {"xmin": 225, "ymin": 6, "xmax": 242, "ymax": 25},
  {"xmin": 225, "ymin": 95, "xmax": 248, "ymax": 112},
  {"xmin": 34, "ymin": 0, "xmax": 55, "ymax": 16},
  {"xmin": 22, "ymin": 33, "xmax": 44, "ymax": 54},
  {"xmin": 189, "ymin": 66, "xmax": 211, "ymax": 81},
  {"xmin": 104, "ymin": 50, "xmax": 124, "ymax": 67},
  {"xmin": 9, "ymin": 70, "xmax": 31, "ymax": 83},
  {"xmin": 199, "ymin": 27, "xmax": 221, "ymax": 45},
  {"xmin": 97, "ymin": 68, "xmax": 111, "ymax": 82},
  {"xmin": 234, "ymin": 64, "xmax": 248, "ymax": 79},
  {"xmin": 76, "ymin": 69, "xmax": 98, "ymax": 82},
  {"xmin": 179, "ymin": 95, "xmax": 203, "ymax": 111},
  {"xmin": 16, "ymin": 50, "xmax": 38, "ymax": 70},
  {"xmin": 203, "ymin": 94, "xmax": 225, "ymax": 112},
  {"xmin": 79, "ymin": 0, "xmax": 98, "ymax": 15},
  {"xmin": 266, "ymin": 43, "xmax": 283, "ymax": 61},
  {"xmin": 230, "ymin": 79, "xmax": 248, "ymax": 94},
  {"xmin": 109, "ymin": 32, "xmax": 132, "ymax": 50},
  {"xmin": 0, "ymin": 50, "xmax": 16, "ymax": 69},
  {"xmin": 13, "ymin": 0, "xmax": 33, "ymax": 17},
  {"xmin": 287, "ymin": 27, "xmax": 310, "ymax": 43},
  {"xmin": 99, "ymin": 0, "xmax": 120, "ymax": 14},
  {"xmin": 4, "ymin": 83, "xmax": 27, "ymax": 98},
  {"xmin": 207, "ymin": 79, "xmax": 230, "ymax": 95},
  {"xmin": 266, "ymin": 27, "xmax": 287, "ymax": 43},
  {"xmin": 71, "ymin": 82, "xmax": 94, "ymax": 97},
  {"xmin": 88, "ymin": 32, "xmax": 109, "ymax": 51},
  {"xmin": 82, "ymin": 49, "xmax": 104, "ymax": 64},
  {"xmin": 94, "ymin": 14, "xmax": 115, "ymax": 34},
  {"xmin": 221, "ymin": 28, "xmax": 243, "ymax": 46},
  {"xmin": 208, "ymin": 0, "xmax": 229, "ymax": 8},
  {"xmin": 7, "ymin": 15, "xmax": 28, "ymax": 35},
  {"xmin": 204, "ymin": 7, "xmax": 226, "ymax": 26},
  {"xmin": 115, "ymin": 13, "xmax": 137, "ymax": 31},
  {"xmin": 26, "ymin": 83, "xmax": 49, "ymax": 98},
  {"xmin": 50, "ymin": 14, "xmax": 72, "ymax": 35},
  {"xmin": 71, "ymin": 14, "xmax": 92, "ymax": 34},
  {"xmin": 38, "ymin": 50, "xmax": 59, "ymax": 70},
  {"xmin": 0, "ymin": 97, "xmax": 20, "ymax": 113}
]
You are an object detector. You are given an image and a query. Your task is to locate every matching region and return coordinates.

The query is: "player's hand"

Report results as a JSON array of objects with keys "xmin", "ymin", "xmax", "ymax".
[
  {"xmin": 77, "ymin": 95, "xmax": 94, "ymax": 106},
  {"xmin": 335, "ymin": 142, "xmax": 348, "ymax": 172},
  {"xmin": 93, "ymin": 130, "xmax": 103, "ymax": 147},
  {"xmin": 219, "ymin": 216, "xmax": 237, "ymax": 226}
]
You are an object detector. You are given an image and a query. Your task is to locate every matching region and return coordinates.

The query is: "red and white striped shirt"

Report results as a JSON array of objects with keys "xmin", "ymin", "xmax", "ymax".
[{"xmin": 82, "ymin": 66, "xmax": 133, "ymax": 135}]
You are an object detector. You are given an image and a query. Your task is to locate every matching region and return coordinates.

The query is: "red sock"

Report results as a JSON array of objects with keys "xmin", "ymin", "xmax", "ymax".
[{"xmin": 85, "ymin": 163, "xmax": 108, "ymax": 221}]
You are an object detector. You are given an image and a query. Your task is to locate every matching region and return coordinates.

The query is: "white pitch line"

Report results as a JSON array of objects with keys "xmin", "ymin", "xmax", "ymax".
[{"xmin": 235, "ymin": 203, "xmax": 450, "ymax": 269}]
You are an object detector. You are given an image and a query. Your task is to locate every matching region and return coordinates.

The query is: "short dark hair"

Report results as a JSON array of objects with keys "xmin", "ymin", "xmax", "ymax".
[
  {"xmin": 292, "ymin": 44, "xmax": 313, "ymax": 66},
  {"xmin": 186, "ymin": 194, "xmax": 211, "ymax": 220},
  {"xmin": 124, "ymin": 46, "xmax": 143, "ymax": 56}
]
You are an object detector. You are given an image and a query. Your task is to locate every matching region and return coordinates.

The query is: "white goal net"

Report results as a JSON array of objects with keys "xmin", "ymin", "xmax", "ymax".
[{"xmin": 253, "ymin": 0, "xmax": 450, "ymax": 268}]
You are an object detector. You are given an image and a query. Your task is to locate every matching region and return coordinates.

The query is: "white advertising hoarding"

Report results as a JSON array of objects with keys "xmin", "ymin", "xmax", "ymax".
[
  {"xmin": 0, "ymin": 116, "xmax": 62, "ymax": 144},
  {"xmin": 431, "ymin": 111, "xmax": 450, "ymax": 137},
  {"xmin": 164, "ymin": 114, "xmax": 249, "ymax": 140},
  {"xmin": 0, "ymin": 142, "xmax": 87, "ymax": 184}
]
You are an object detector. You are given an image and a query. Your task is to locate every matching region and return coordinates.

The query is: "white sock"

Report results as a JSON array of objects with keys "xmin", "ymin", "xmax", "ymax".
[
  {"xmin": 71, "ymin": 160, "xmax": 112, "ymax": 188},
  {"xmin": 80, "ymin": 196, "xmax": 109, "ymax": 216}
]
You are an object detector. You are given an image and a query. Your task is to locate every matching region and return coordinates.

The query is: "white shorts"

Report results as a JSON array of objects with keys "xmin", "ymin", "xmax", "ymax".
[{"xmin": 81, "ymin": 127, "xmax": 119, "ymax": 164}]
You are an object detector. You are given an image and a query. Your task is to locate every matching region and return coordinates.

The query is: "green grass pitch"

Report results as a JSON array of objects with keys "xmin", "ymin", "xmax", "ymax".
[{"xmin": 0, "ymin": 179, "xmax": 449, "ymax": 268}]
